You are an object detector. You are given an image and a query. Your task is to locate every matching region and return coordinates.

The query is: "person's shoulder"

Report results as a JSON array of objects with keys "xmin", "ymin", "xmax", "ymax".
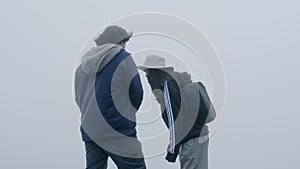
[
  {"xmin": 165, "ymin": 79, "xmax": 180, "ymax": 94},
  {"xmin": 118, "ymin": 49, "xmax": 131, "ymax": 57},
  {"xmin": 112, "ymin": 49, "xmax": 132, "ymax": 66},
  {"xmin": 181, "ymin": 82, "xmax": 201, "ymax": 95},
  {"xmin": 166, "ymin": 78, "xmax": 178, "ymax": 86},
  {"xmin": 195, "ymin": 81, "xmax": 206, "ymax": 89}
]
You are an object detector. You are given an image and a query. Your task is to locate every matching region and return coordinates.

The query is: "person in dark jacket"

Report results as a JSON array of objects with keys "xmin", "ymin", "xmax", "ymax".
[
  {"xmin": 74, "ymin": 25, "xmax": 146, "ymax": 169},
  {"xmin": 138, "ymin": 55, "xmax": 216, "ymax": 169}
]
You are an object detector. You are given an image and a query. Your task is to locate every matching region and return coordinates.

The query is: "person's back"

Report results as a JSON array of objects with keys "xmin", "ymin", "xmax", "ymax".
[{"xmin": 75, "ymin": 45, "xmax": 143, "ymax": 138}]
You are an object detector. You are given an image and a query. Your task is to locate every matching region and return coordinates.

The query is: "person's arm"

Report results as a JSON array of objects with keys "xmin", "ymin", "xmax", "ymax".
[
  {"xmin": 163, "ymin": 80, "xmax": 182, "ymax": 162},
  {"xmin": 165, "ymin": 144, "xmax": 181, "ymax": 162},
  {"xmin": 123, "ymin": 55, "xmax": 144, "ymax": 110},
  {"xmin": 129, "ymin": 74, "xmax": 143, "ymax": 110}
]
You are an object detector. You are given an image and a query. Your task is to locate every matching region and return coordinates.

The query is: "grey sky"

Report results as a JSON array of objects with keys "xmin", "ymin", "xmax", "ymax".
[{"xmin": 0, "ymin": 0, "xmax": 299, "ymax": 169}]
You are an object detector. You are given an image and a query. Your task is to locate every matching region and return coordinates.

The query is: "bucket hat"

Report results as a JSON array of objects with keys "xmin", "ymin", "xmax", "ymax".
[
  {"xmin": 137, "ymin": 55, "xmax": 173, "ymax": 71},
  {"xmin": 95, "ymin": 25, "xmax": 133, "ymax": 46}
]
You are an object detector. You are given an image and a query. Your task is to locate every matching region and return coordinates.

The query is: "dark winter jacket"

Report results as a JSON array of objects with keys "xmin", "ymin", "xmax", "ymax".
[
  {"xmin": 148, "ymin": 71, "xmax": 216, "ymax": 162},
  {"xmin": 74, "ymin": 44, "xmax": 143, "ymax": 142}
]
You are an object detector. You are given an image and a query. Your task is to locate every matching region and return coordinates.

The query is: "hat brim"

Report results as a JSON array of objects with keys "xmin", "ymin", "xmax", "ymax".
[
  {"xmin": 122, "ymin": 31, "xmax": 133, "ymax": 41},
  {"xmin": 137, "ymin": 65, "xmax": 173, "ymax": 71}
]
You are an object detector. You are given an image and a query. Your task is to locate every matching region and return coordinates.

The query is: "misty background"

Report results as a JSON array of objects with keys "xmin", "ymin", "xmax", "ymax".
[{"xmin": 0, "ymin": 0, "xmax": 299, "ymax": 169}]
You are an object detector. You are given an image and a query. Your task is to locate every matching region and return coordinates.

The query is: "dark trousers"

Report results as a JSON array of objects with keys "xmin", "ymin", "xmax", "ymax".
[{"xmin": 85, "ymin": 141, "xmax": 146, "ymax": 169}]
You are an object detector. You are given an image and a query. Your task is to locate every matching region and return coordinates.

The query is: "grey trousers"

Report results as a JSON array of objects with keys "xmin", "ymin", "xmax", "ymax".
[{"xmin": 179, "ymin": 136, "xmax": 209, "ymax": 169}]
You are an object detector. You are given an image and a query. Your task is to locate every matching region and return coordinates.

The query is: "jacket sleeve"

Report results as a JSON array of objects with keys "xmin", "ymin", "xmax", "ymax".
[
  {"xmin": 123, "ymin": 55, "xmax": 144, "ymax": 110},
  {"xmin": 163, "ymin": 80, "xmax": 182, "ymax": 163},
  {"xmin": 165, "ymin": 144, "xmax": 181, "ymax": 162}
]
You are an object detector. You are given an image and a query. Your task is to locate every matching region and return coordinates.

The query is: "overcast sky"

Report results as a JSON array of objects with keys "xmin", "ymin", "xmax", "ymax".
[{"xmin": 0, "ymin": 0, "xmax": 299, "ymax": 169}]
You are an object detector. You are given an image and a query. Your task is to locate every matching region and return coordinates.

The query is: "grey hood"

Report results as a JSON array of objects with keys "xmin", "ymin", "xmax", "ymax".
[{"xmin": 81, "ymin": 43, "xmax": 122, "ymax": 75}]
